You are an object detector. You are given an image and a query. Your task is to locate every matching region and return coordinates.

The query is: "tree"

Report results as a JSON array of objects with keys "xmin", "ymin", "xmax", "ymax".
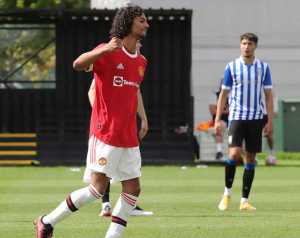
[{"xmin": 0, "ymin": 0, "xmax": 89, "ymax": 9}]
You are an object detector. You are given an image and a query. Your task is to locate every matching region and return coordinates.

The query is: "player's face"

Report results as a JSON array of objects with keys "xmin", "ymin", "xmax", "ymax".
[
  {"xmin": 131, "ymin": 14, "xmax": 149, "ymax": 39},
  {"xmin": 240, "ymin": 39, "xmax": 256, "ymax": 58}
]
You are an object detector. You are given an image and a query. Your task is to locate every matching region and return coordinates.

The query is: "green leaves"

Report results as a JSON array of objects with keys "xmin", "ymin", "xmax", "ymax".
[{"xmin": 0, "ymin": 0, "xmax": 89, "ymax": 9}]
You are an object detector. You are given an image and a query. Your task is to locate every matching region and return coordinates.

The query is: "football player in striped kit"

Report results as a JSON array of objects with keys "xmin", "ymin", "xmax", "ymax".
[{"xmin": 215, "ymin": 33, "xmax": 274, "ymax": 211}]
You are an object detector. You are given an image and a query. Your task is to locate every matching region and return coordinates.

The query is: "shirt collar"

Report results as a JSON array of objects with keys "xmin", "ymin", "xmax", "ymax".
[
  {"xmin": 239, "ymin": 56, "xmax": 257, "ymax": 66},
  {"xmin": 122, "ymin": 46, "xmax": 138, "ymax": 58}
]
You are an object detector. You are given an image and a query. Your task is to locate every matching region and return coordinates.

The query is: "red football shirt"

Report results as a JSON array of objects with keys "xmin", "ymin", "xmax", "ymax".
[{"xmin": 89, "ymin": 44, "xmax": 147, "ymax": 147}]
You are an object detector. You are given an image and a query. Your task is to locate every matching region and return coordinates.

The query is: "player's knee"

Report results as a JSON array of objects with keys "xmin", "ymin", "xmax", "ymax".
[
  {"xmin": 136, "ymin": 186, "xmax": 141, "ymax": 196},
  {"xmin": 124, "ymin": 186, "xmax": 141, "ymax": 197},
  {"xmin": 90, "ymin": 183, "xmax": 107, "ymax": 196},
  {"xmin": 130, "ymin": 186, "xmax": 141, "ymax": 196},
  {"xmin": 230, "ymin": 151, "xmax": 241, "ymax": 160}
]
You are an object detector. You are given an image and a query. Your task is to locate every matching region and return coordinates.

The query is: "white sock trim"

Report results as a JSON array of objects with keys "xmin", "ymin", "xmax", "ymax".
[
  {"xmin": 241, "ymin": 197, "xmax": 248, "ymax": 203},
  {"xmin": 88, "ymin": 184, "xmax": 103, "ymax": 199},
  {"xmin": 224, "ymin": 187, "xmax": 232, "ymax": 196}
]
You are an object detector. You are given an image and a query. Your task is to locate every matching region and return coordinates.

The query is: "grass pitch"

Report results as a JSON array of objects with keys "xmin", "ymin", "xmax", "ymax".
[{"xmin": 1, "ymin": 161, "xmax": 300, "ymax": 238}]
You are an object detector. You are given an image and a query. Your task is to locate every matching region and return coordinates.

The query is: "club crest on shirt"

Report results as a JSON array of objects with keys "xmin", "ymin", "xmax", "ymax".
[
  {"xmin": 98, "ymin": 157, "xmax": 107, "ymax": 166},
  {"xmin": 138, "ymin": 66, "xmax": 145, "ymax": 77}
]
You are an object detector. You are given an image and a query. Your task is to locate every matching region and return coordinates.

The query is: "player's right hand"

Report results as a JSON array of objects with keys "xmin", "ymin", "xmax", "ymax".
[{"xmin": 105, "ymin": 37, "xmax": 122, "ymax": 52}]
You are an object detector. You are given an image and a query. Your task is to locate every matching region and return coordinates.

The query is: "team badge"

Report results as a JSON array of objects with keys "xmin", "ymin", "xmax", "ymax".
[
  {"xmin": 98, "ymin": 157, "xmax": 107, "ymax": 166},
  {"xmin": 138, "ymin": 66, "xmax": 145, "ymax": 77}
]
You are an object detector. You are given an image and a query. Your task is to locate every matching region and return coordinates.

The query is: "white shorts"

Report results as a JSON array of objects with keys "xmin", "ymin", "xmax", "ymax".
[{"xmin": 83, "ymin": 135, "xmax": 141, "ymax": 183}]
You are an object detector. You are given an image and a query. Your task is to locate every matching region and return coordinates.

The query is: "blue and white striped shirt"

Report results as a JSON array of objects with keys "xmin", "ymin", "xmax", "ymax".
[{"xmin": 222, "ymin": 57, "xmax": 272, "ymax": 121}]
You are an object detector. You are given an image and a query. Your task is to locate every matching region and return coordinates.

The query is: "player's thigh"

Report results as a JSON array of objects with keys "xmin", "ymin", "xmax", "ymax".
[
  {"xmin": 245, "ymin": 120, "xmax": 264, "ymax": 153},
  {"xmin": 117, "ymin": 147, "xmax": 142, "ymax": 182},
  {"xmin": 85, "ymin": 136, "xmax": 122, "ymax": 180},
  {"xmin": 228, "ymin": 120, "xmax": 245, "ymax": 148}
]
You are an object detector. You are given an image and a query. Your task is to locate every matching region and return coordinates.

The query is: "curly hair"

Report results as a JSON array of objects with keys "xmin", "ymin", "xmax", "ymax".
[{"xmin": 109, "ymin": 5, "xmax": 144, "ymax": 39}]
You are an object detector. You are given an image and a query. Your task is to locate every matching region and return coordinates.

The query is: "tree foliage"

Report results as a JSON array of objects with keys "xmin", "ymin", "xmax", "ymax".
[
  {"xmin": 0, "ymin": 25, "xmax": 55, "ymax": 88},
  {"xmin": 0, "ymin": 0, "xmax": 89, "ymax": 9}
]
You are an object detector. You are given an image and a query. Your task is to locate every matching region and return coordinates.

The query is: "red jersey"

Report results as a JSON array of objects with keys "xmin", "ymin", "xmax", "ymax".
[{"xmin": 90, "ymin": 44, "xmax": 147, "ymax": 147}]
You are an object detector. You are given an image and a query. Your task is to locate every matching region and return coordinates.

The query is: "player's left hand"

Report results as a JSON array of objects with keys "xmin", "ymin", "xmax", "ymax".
[
  {"xmin": 263, "ymin": 121, "xmax": 273, "ymax": 137},
  {"xmin": 139, "ymin": 119, "xmax": 149, "ymax": 141}
]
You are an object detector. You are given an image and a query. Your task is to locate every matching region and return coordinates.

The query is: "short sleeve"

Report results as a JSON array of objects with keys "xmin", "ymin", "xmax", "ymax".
[
  {"xmin": 222, "ymin": 64, "xmax": 233, "ymax": 90},
  {"xmin": 92, "ymin": 43, "xmax": 106, "ymax": 74},
  {"xmin": 263, "ymin": 64, "xmax": 272, "ymax": 89}
]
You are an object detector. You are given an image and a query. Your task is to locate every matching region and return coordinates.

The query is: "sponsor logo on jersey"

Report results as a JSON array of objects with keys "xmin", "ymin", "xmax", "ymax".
[
  {"xmin": 113, "ymin": 76, "xmax": 139, "ymax": 88},
  {"xmin": 113, "ymin": 76, "xmax": 124, "ymax": 87},
  {"xmin": 98, "ymin": 157, "xmax": 107, "ymax": 166}
]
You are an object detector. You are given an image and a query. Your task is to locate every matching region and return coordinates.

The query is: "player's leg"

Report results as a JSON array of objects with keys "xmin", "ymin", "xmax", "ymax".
[
  {"xmin": 265, "ymin": 134, "xmax": 277, "ymax": 165},
  {"xmin": 105, "ymin": 147, "xmax": 141, "ymax": 238},
  {"xmin": 100, "ymin": 182, "xmax": 112, "ymax": 217},
  {"xmin": 239, "ymin": 120, "xmax": 263, "ymax": 211},
  {"xmin": 215, "ymin": 120, "xmax": 227, "ymax": 160},
  {"xmin": 35, "ymin": 172, "xmax": 109, "ymax": 238},
  {"xmin": 262, "ymin": 115, "xmax": 277, "ymax": 165},
  {"xmin": 240, "ymin": 151, "xmax": 256, "ymax": 211},
  {"xmin": 35, "ymin": 136, "xmax": 117, "ymax": 238},
  {"xmin": 218, "ymin": 120, "xmax": 244, "ymax": 211},
  {"xmin": 105, "ymin": 178, "xmax": 140, "ymax": 238}
]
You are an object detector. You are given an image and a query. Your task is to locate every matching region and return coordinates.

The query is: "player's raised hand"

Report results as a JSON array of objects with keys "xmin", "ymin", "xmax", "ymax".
[{"xmin": 105, "ymin": 37, "xmax": 122, "ymax": 52}]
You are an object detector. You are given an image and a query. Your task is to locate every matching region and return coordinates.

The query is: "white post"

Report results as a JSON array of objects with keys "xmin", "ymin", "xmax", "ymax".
[{"xmin": 90, "ymin": 0, "xmax": 131, "ymax": 9}]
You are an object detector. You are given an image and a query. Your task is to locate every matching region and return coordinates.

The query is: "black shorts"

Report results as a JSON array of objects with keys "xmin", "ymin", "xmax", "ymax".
[{"xmin": 228, "ymin": 120, "xmax": 264, "ymax": 153}]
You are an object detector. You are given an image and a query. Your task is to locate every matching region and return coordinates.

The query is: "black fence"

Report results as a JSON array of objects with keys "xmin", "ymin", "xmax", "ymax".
[{"xmin": 0, "ymin": 9, "xmax": 193, "ymax": 165}]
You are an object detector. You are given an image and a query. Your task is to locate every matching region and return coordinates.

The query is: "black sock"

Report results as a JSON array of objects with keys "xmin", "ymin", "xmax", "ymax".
[
  {"xmin": 242, "ymin": 164, "xmax": 255, "ymax": 198},
  {"xmin": 225, "ymin": 160, "xmax": 236, "ymax": 189},
  {"xmin": 102, "ymin": 182, "xmax": 110, "ymax": 203}
]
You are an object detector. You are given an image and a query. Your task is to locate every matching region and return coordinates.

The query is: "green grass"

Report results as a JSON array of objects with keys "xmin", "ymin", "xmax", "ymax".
[
  {"xmin": 257, "ymin": 152, "xmax": 300, "ymax": 160},
  {"xmin": 1, "ymin": 163, "xmax": 300, "ymax": 238}
]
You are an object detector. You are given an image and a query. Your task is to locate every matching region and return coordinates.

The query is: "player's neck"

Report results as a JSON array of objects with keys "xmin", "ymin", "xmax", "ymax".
[
  {"xmin": 122, "ymin": 36, "xmax": 138, "ymax": 54},
  {"xmin": 242, "ymin": 55, "xmax": 255, "ymax": 65}
]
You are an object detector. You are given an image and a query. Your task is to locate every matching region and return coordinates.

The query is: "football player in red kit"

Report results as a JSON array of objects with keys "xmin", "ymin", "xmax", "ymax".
[{"xmin": 35, "ymin": 5, "xmax": 149, "ymax": 238}]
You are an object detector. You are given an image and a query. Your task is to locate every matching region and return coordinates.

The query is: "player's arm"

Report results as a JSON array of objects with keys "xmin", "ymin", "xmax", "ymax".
[
  {"xmin": 88, "ymin": 79, "xmax": 96, "ymax": 107},
  {"xmin": 73, "ymin": 37, "xmax": 122, "ymax": 71},
  {"xmin": 215, "ymin": 89, "xmax": 229, "ymax": 135},
  {"xmin": 263, "ymin": 64, "xmax": 274, "ymax": 136},
  {"xmin": 215, "ymin": 64, "xmax": 232, "ymax": 135},
  {"xmin": 264, "ymin": 89, "xmax": 274, "ymax": 136},
  {"xmin": 137, "ymin": 89, "xmax": 148, "ymax": 140},
  {"xmin": 209, "ymin": 104, "xmax": 217, "ymax": 116}
]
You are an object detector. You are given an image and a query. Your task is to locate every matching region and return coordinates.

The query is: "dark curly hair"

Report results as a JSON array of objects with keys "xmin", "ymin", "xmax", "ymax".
[{"xmin": 109, "ymin": 5, "xmax": 144, "ymax": 39}]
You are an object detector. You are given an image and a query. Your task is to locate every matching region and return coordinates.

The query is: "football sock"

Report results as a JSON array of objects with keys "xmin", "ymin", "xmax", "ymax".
[
  {"xmin": 105, "ymin": 192, "xmax": 138, "ymax": 238},
  {"xmin": 217, "ymin": 143, "xmax": 223, "ymax": 152},
  {"xmin": 225, "ymin": 159, "xmax": 236, "ymax": 189},
  {"xmin": 43, "ymin": 184, "xmax": 102, "ymax": 226},
  {"xmin": 102, "ymin": 182, "xmax": 110, "ymax": 203},
  {"xmin": 242, "ymin": 163, "xmax": 255, "ymax": 199}
]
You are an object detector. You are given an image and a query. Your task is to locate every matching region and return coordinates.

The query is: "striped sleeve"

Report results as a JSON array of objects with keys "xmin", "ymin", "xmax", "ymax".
[
  {"xmin": 222, "ymin": 64, "xmax": 233, "ymax": 90},
  {"xmin": 263, "ymin": 64, "xmax": 272, "ymax": 89}
]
